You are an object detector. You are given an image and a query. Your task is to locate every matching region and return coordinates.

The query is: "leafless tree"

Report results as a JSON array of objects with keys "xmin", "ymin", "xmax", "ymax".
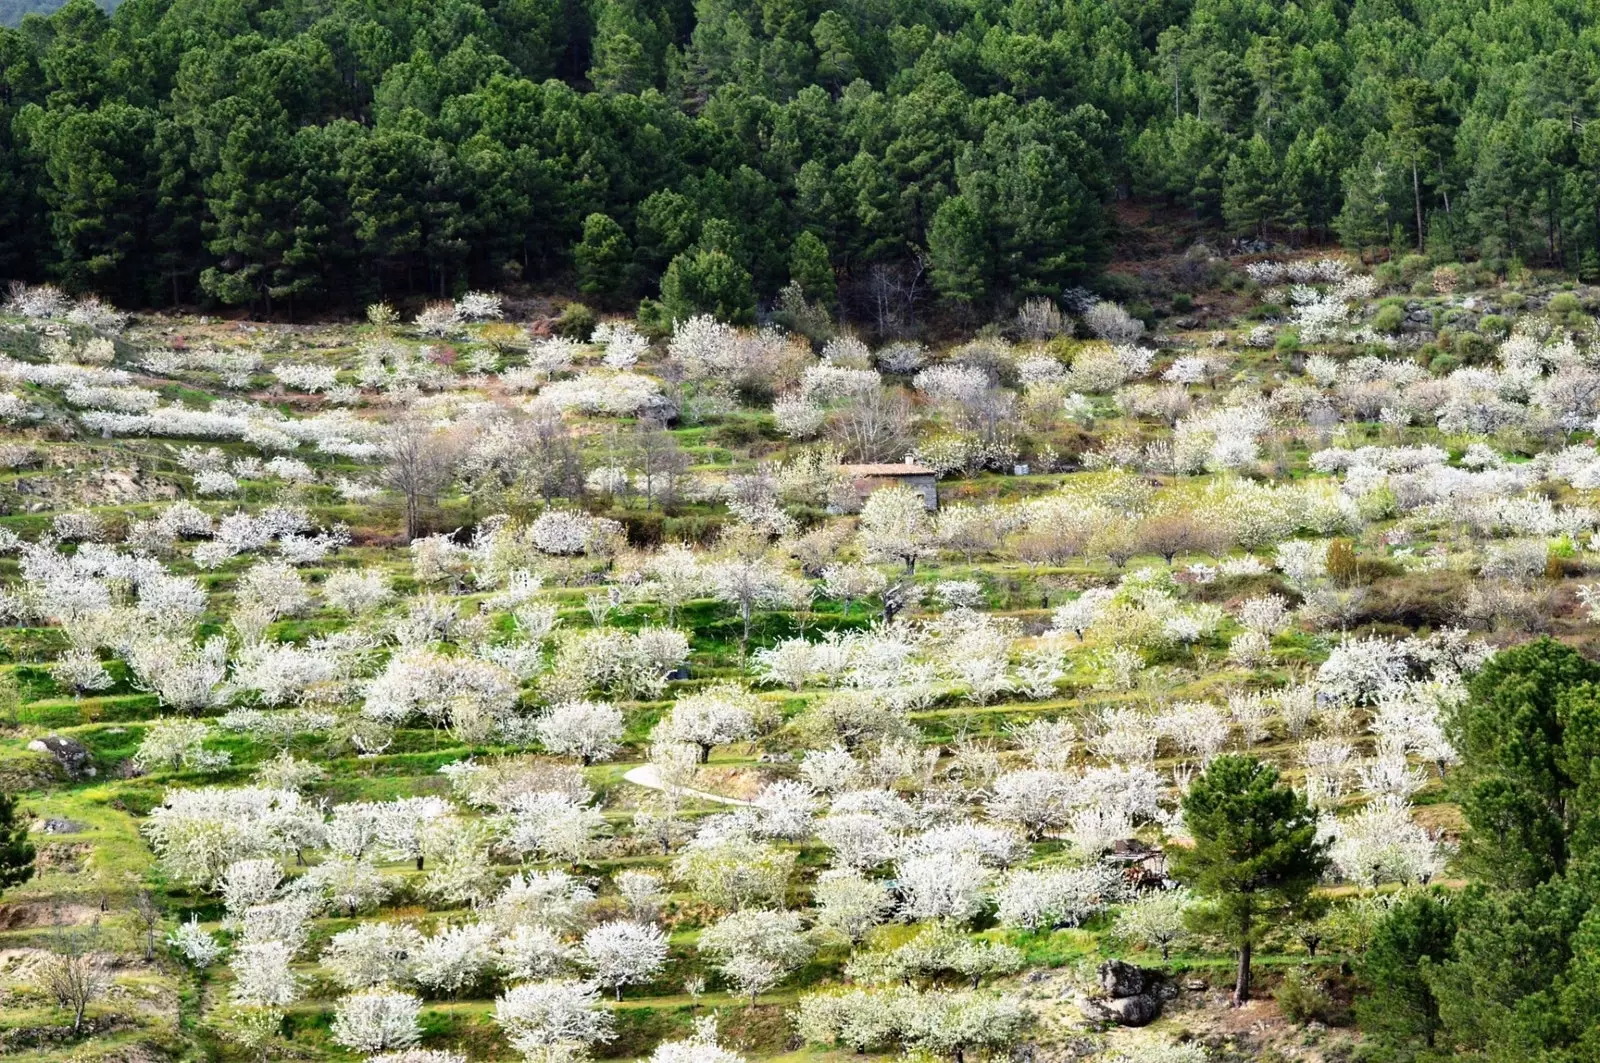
[
  {"xmin": 788, "ymin": 524, "xmax": 850, "ymax": 577},
  {"xmin": 864, "ymin": 255, "xmax": 928, "ymax": 335},
  {"xmin": 379, "ymin": 417, "xmax": 468, "ymax": 540},
  {"xmin": 1139, "ymin": 512, "xmax": 1226, "ymax": 563},
  {"xmin": 130, "ymin": 890, "xmax": 162, "ymax": 961},
  {"xmin": 827, "ymin": 386, "xmax": 914, "ymax": 462},
  {"xmin": 43, "ymin": 920, "xmax": 110, "ymax": 1032},
  {"xmin": 627, "ymin": 425, "xmax": 691, "ymax": 510},
  {"xmin": 1011, "ymin": 527, "xmax": 1088, "ymax": 571}
]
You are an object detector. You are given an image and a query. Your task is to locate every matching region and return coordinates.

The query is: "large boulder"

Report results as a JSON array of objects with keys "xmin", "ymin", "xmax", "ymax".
[
  {"xmin": 1105, "ymin": 994, "xmax": 1162, "ymax": 1026},
  {"xmin": 26, "ymin": 735, "xmax": 94, "ymax": 778},
  {"xmin": 1078, "ymin": 992, "xmax": 1161, "ymax": 1028},
  {"xmin": 1077, "ymin": 960, "xmax": 1166, "ymax": 1027},
  {"xmin": 1099, "ymin": 959, "xmax": 1154, "ymax": 998}
]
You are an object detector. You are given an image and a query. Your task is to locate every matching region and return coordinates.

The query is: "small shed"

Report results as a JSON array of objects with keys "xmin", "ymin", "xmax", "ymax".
[{"xmin": 839, "ymin": 461, "xmax": 938, "ymax": 511}]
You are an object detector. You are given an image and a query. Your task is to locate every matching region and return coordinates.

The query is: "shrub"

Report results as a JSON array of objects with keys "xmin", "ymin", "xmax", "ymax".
[
  {"xmin": 1326, "ymin": 538, "xmax": 1359, "ymax": 584},
  {"xmin": 1171, "ymin": 293, "xmax": 1193, "ymax": 313},
  {"xmin": 1452, "ymin": 332, "xmax": 1490, "ymax": 363},
  {"xmin": 1275, "ymin": 330, "xmax": 1300, "ymax": 352},
  {"xmin": 1397, "ymin": 254, "xmax": 1431, "ymax": 282},
  {"xmin": 555, "ymin": 302, "xmax": 599, "ymax": 340},
  {"xmin": 1479, "ymin": 313, "xmax": 1509, "ymax": 337},
  {"xmin": 1372, "ymin": 304, "xmax": 1405, "ymax": 335},
  {"xmin": 1274, "ymin": 968, "xmax": 1332, "ymax": 1024},
  {"xmin": 1547, "ymin": 291, "xmax": 1582, "ymax": 315}
]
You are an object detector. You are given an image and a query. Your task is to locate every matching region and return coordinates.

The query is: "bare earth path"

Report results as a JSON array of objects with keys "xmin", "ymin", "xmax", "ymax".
[{"xmin": 621, "ymin": 763, "xmax": 753, "ymax": 806}]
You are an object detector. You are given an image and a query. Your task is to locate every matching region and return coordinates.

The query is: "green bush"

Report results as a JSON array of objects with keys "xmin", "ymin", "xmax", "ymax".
[
  {"xmin": 1479, "ymin": 313, "xmax": 1509, "ymax": 337},
  {"xmin": 554, "ymin": 301, "xmax": 599, "ymax": 339},
  {"xmin": 1372, "ymin": 304, "xmax": 1406, "ymax": 334},
  {"xmin": 1274, "ymin": 968, "xmax": 1333, "ymax": 1024},
  {"xmin": 1428, "ymin": 353, "xmax": 1460, "ymax": 375},
  {"xmin": 1171, "ymin": 293, "xmax": 1193, "ymax": 313},
  {"xmin": 1398, "ymin": 253, "xmax": 1431, "ymax": 281},
  {"xmin": 1275, "ymin": 329, "xmax": 1300, "ymax": 352},
  {"xmin": 1501, "ymin": 291, "xmax": 1527, "ymax": 311},
  {"xmin": 1548, "ymin": 291, "xmax": 1582, "ymax": 315},
  {"xmin": 1453, "ymin": 331, "xmax": 1490, "ymax": 363},
  {"xmin": 1127, "ymin": 299, "xmax": 1157, "ymax": 324}
]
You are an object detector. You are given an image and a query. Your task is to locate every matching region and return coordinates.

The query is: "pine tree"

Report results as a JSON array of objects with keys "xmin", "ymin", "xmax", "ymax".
[
  {"xmin": 0, "ymin": 792, "xmax": 35, "ymax": 897},
  {"xmin": 787, "ymin": 230, "xmax": 835, "ymax": 306},
  {"xmin": 1223, "ymin": 135, "xmax": 1286, "ymax": 238},
  {"xmin": 575, "ymin": 213, "xmax": 633, "ymax": 305},
  {"xmin": 1169, "ymin": 755, "xmax": 1329, "ymax": 1004},
  {"xmin": 927, "ymin": 194, "xmax": 988, "ymax": 312}
]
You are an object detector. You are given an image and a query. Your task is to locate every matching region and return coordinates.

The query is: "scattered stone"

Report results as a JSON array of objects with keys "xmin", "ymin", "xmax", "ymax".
[{"xmin": 35, "ymin": 818, "xmax": 88, "ymax": 834}]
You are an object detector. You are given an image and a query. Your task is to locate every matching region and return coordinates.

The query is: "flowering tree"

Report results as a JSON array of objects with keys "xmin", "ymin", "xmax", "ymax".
[
  {"xmin": 812, "ymin": 870, "xmax": 893, "ymax": 942},
  {"xmin": 697, "ymin": 909, "xmax": 815, "ymax": 1004},
  {"xmin": 231, "ymin": 940, "xmax": 301, "ymax": 1007},
  {"xmin": 331, "ymin": 988, "xmax": 422, "ymax": 1053},
  {"xmin": 580, "ymin": 920, "xmax": 669, "ymax": 999},
  {"xmin": 412, "ymin": 922, "xmax": 499, "ymax": 995},
  {"xmin": 858, "ymin": 486, "xmax": 935, "ymax": 572},
  {"xmin": 534, "ymin": 700, "xmax": 625, "ymax": 765},
  {"xmin": 133, "ymin": 718, "xmax": 231, "ymax": 773},
  {"xmin": 493, "ymin": 979, "xmax": 615, "ymax": 1063},
  {"xmin": 897, "ymin": 852, "xmax": 993, "ymax": 923},
  {"xmin": 1113, "ymin": 887, "xmax": 1193, "ymax": 960},
  {"xmin": 986, "ymin": 770, "xmax": 1074, "ymax": 840},
  {"xmin": 654, "ymin": 683, "xmax": 758, "ymax": 762},
  {"xmin": 321, "ymin": 922, "xmax": 424, "ymax": 989},
  {"xmin": 708, "ymin": 552, "xmax": 798, "ymax": 655},
  {"xmin": 672, "ymin": 832, "xmax": 794, "ymax": 910}
]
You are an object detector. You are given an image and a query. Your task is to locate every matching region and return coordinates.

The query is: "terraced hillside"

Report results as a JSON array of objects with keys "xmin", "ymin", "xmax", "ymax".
[{"xmin": 0, "ymin": 258, "xmax": 1595, "ymax": 1063}]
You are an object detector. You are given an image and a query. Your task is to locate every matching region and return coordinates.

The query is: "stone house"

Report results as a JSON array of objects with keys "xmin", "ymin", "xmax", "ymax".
[{"xmin": 838, "ymin": 461, "xmax": 938, "ymax": 511}]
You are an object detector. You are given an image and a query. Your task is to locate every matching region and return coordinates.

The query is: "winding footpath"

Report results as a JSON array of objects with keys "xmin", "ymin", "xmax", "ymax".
[{"xmin": 621, "ymin": 763, "xmax": 753, "ymax": 806}]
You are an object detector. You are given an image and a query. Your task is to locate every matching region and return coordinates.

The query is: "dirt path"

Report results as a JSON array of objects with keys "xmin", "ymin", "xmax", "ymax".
[{"xmin": 621, "ymin": 764, "xmax": 752, "ymax": 806}]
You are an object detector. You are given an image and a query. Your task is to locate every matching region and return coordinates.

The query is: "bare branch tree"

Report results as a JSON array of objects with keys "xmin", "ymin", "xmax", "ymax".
[
  {"xmin": 130, "ymin": 890, "xmax": 163, "ymax": 962},
  {"xmin": 827, "ymin": 386, "xmax": 914, "ymax": 463},
  {"xmin": 378, "ymin": 417, "xmax": 467, "ymax": 540},
  {"xmin": 43, "ymin": 920, "xmax": 110, "ymax": 1032}
]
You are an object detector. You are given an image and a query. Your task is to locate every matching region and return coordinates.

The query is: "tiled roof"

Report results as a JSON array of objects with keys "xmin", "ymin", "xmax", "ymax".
[{"xmin": 839, "ymin": 463, "xmax": 936, "ymax": 476}]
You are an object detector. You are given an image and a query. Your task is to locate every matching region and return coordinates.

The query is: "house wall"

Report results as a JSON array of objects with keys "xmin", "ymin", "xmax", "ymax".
[{"xmin": 857, "ymin": 474, "xmax": 938, "ymax": 511}]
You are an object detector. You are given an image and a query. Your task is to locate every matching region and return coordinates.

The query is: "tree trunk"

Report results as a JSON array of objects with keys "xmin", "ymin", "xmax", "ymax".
[
  {"xmin": 1412, "ymin": 161, "xmax": 1424, "ymax": 251},
  {"xmin": 1233, "ymin": 940, "xmax": 1252, "ymax": 1005}
]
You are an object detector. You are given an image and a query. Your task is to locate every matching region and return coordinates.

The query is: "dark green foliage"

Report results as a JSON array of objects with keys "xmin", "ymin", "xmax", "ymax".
[
  {"xmin": 1357, "ymin": 890, "xmax": 1457, "ymax": 1056},
  {"xmin": 0, "ymin": 791, "xmax": 35, "ymax": 896},
  {"xmin": 787, "ymin": 230, "xmax": 834, "ymax": 306},
  {"xmin": 1169, "ymin": 755, "xmax": 1329, "ymax": 1004},
  {"xmin": 659, "ymin": 220, "xmax": 756, "ymax": 324},
  {"xmin": 1448, "ymin": 637, "xmax": 1600, "ymax": 889},
  {"xmin": 8, "ymin": 0, "xmax": 1600, "ymax": 313},
  {"xmin": 1399, "ymin": 638, "xmax": 1600, "ymax": 1060},
  {"xmin": 575, "ymin": 212, "xmax": 634, "ymax": 305}
]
